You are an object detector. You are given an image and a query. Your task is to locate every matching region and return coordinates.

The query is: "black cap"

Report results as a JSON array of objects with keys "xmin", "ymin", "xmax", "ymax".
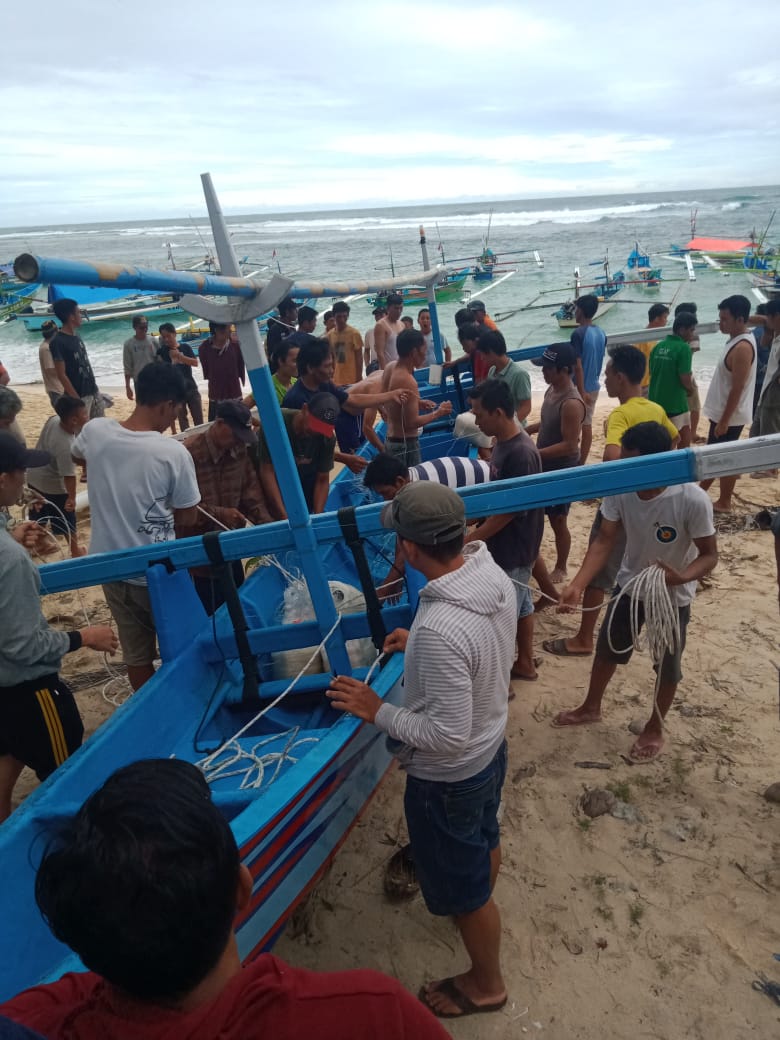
[
  {"xmin": 531, "ymin": 342, "xmax": 577, "ymax": 368},
  {"xmin": 0, "ymin": 431, "xmax": 51, "ymax": 473},
  {"xmin": 214, "ymin": 401, "xmax": 257, "ymax": 445},
  {"xmin": 372, "ymin": 306, "xmax": 386, "ymax": 316},
  {"xmin": 466, "ymin": 299, "xmax": 486, "ymax": 312}
]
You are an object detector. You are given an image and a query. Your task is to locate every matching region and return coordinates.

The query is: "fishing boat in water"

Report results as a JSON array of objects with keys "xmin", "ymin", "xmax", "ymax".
[
  {"xmin": 18, "ymin": 283, "xmax": 185, "ymax": 332},
  {"xmin": 3, "ymin": 179, "xmax": 778, "ymax": 1005},
  {"xmin": 554, "ymin": 256, "xmax": 626, "ymax": 328},
  {"xmin": 626, "ymin": 242, "xmax": 662, "ymax": 289}
]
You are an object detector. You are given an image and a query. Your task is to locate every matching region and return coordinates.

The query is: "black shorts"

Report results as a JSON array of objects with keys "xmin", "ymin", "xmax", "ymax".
[
  {"xmin": 28, "ymin": 490, "xmax": 76, "ymax": 535},
  {"xmin": 707, "ymin": 421, "xmax": 743, "ymax": 445},
  {"xmin": 596, "ymin": 589, "xmax": 690, "ymax": 685},
  {"xmin": 0, "ymin": 674, "xmax": 83, "ymax": 779},
  {"xmin": 545, "ymin": 502, "xmax": 570, "ymax": 518}
]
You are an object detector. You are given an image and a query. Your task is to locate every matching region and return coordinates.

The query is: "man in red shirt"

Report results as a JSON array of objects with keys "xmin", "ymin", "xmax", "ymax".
[{"xmin": 0, "ymin": 759, "xmax": 449, "ymax": 1039}]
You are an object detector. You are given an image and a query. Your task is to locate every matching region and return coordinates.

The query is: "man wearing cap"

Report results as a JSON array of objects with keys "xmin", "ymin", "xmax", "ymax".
[
  {"xmin": 38, "ymin": 321, "xmax": 65, "ymax": 408},
  {"xmin": 364, "ymin": 306, "xmax": 386, "ymax": 374},
  {"xmin": 72, "ymin": 365, "xmax": 201, "ymax": 691},
  {"xmin": 176, "ymin": 402, "xmax": 272, "ymax": 613},
  {"xmin": 255, "ymin": 392, "xmax": 340, "ymax": 517},
  {"xmin": 466, "ymin": 299, "xmax": 499, "ymax": 331},
  {"xmin": 0, "ymin": 431, "xmax": 118, "ymax": 821},
  {"xmin": 526, "ymin": 343, "xmax": 585, "ymax": 583},
  {"xmin": 328, "ymin": 482, "xmax": 516, "ymax": 1019}
]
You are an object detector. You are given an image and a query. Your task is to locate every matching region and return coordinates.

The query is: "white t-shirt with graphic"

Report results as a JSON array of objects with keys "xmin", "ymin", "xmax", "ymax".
[
  {"xmin": 600, "ymin": 483, "xmax": 714, "ymax": 605},
  {"xmin": 73, "ymin": 419, "xmax": 200, "ymax": 584}
]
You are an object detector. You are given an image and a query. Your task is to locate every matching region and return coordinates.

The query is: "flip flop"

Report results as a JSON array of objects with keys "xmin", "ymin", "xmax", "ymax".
[
  {"xmin": 510, "ymin": 667, "xmax": 538, "ymax": 681},
  {"xmin": 383, "ymin": 843, "xmax": 418, "ymax": 901},
  {"xmin": 551, "ymin": 711, "xmax": 602, "ymax": 728},
  {"xmin": 419, "ymin": 977, "xmax": 508, "ymax": 1019},
  {"xmin": 543, "ymin": 637, "xmax": 591, "ymax": 657},
  {"xmin": 628, "ymin": 738, "xmax": 664, "ymax": 763}
]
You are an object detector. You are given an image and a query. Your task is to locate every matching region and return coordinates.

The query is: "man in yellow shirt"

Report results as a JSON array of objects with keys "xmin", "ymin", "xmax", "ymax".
[
  {"xmin": 544, "ymin": 344, "xmax": 678, "ymax": 657},
  {"xmin": 328, "ymin": 301, "xmax": 364, "ymax": 386},
  {"xmin": 635, "ymin": 303, "xmax": 669, "ymax": 396}
]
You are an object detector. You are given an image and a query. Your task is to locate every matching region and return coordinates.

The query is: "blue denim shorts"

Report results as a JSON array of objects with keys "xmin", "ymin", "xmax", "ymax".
[
  {"xmin": 404, "ymin": 741, "xmax": 507, "ymax": 917},
  {"xmin": 505, "ymin": 565, "xmax": 533, "ymax": 619}
]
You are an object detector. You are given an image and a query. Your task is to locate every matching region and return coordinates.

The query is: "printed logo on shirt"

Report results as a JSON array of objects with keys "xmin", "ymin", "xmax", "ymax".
[
  {"xmin": 654, "ymin": 524, "xmax": 678, "ymax": 544},
  {"xmin": 137, "ymin": 499, "xmax": 174, "ymax": 542}
]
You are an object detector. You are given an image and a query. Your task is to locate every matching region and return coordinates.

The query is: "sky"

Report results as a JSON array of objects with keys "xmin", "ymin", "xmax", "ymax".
[{"xmin": 2, "ymin": 0, "xmax": 778, "ymax": 227}]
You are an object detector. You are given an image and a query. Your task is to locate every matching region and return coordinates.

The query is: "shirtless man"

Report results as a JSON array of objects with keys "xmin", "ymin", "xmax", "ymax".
[
  {"xmin": 374, "ymin": 293, "xmax": 405, "ymax": 369},
  {"xmin": 381, "ymin": 329, "xmax": 452, "ymax": 466}
]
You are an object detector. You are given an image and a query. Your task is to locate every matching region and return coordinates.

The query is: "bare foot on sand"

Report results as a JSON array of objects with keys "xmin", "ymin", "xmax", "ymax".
[
  {"xmin": 712, "ymin": 500, "xmax": 733, "ymax": 514},
  {"xmin": 629, "ymin": 732, "xmax": 664, "ymax": 762},
  {"xmin": 552, "ymin": 706, "xmax": 602, "ymax": 727},
  {"xmin": 420, "ymin": 974, "xmax": 507, "ymax": 1018},
  {"xmin": 550, "ymin": 567, "xmax": 568, "ymax": 584}
]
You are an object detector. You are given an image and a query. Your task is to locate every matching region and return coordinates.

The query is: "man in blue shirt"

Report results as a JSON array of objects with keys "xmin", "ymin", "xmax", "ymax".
[{"xmin": 570, "ymin": 294, "xmax": 607, "ymax": 464}]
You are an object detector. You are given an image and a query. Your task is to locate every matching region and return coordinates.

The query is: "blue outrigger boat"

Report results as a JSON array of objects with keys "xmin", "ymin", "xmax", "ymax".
[{"xmin": 2, "ymin": 177, "xmax": 779, "ymax": 1003}]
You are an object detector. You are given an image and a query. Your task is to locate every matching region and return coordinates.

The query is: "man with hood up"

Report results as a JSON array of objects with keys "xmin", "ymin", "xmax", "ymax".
[{"xmin": 328, "ymin": 482, "xmax": 516, "ymax": 1020}]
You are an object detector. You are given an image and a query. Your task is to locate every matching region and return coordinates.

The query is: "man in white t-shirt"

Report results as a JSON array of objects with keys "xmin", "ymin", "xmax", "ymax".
[
  {"xmin": 553, "ymin": 421, "xmax": 718, "ymax": 762},
  {"xmin": 73, "ymin": 365, "xmax": 200, "ymax": 690}
]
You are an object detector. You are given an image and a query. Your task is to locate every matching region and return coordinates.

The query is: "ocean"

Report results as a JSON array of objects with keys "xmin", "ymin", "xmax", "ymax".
[{"xmin": 1, "ymin": 184, "xmax": 777, "ymax": 390}]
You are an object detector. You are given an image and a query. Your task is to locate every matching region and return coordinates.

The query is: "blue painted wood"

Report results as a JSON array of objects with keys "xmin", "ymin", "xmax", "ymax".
[{"xmin": 37, "ymin": 450, "xmax": 700, "ymax": 596}]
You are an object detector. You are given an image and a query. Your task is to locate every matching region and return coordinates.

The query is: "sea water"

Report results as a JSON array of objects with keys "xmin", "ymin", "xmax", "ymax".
[{"xmin": 1, "ymin": 183, "xmax": 777, "ymax": 390}]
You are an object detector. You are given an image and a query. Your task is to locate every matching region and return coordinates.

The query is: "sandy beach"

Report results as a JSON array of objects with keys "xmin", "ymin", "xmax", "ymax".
[{"xmin": 9, "ymin": 383, "xmax": 780, "ymax": 1037}]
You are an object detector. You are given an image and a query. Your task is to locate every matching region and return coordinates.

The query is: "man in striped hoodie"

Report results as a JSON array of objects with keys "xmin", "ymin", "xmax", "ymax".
[{"xmin": 328, "ymin": 482, "xmax": 517, "ymax": 1019}]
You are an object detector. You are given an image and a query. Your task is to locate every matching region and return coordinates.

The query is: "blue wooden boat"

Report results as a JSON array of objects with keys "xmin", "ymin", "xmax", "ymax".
[
  {"xmin": 4, "ymin": 194, "xmax": 779, "ymax": 1003},
  {"xmin": 626, "ymin": 242, "xmax": 662, "ymax": 290}
]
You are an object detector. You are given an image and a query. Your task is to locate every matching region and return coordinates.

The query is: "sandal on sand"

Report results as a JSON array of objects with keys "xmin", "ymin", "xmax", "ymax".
[
  {"xmin": 419, "ymin": 978, "xmax": 508, "ymax": 1019},
  {"xmin": 543, "ymin": 637, "xmax": 591, "ymax": 657},
  {"xmin": 629, "ymin": 738, "xmax": 663, "ymax": 763},
  {"xmin": 384, "ymin": 843, "xmax": 418, "ymax": 901},
  {"xmin": 551, "ymin": 710, "xmax": 601, "ymax": 728}
]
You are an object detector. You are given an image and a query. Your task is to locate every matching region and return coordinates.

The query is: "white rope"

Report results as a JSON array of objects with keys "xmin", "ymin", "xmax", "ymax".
[{"xmin": 196, "ymin": 611, "xmax": 344, "ymax": 788}]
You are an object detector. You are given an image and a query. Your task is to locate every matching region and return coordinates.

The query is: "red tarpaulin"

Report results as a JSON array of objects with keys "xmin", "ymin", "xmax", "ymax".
[{"xmin": 686, "ymin": 237, "xmax": 753, "ymax": 252}]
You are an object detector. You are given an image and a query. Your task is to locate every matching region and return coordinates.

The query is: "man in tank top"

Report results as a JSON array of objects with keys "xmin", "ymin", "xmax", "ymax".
[
  {"xmin": 700, "ymin": 295, "xmax": 756, "ymax": 513},
  {"xmin": 526, "ymin": 343, "xmax": 585, "ymax": 583},
  {"xmin": 373, "ymin": 293, "xmax": 405, "ymax": 368}
]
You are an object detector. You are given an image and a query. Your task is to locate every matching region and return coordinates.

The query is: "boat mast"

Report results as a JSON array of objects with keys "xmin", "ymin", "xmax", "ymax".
[
  {"xmin": 419, "ymin": 225, "xmax": 444, "ymax": 367},
  {"xmin": 199, "ymin": 174, "xmax": 353, "ymax": 674}
]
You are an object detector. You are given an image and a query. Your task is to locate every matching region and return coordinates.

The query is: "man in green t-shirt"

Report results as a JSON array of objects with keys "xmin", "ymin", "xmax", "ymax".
[
  {"xmin": 474, "ymin": 330, "xmax": 532, "ymax": 425},
  {"xmin": 254, "ymin": 392, "xmax": 338, "ymax": 516},
  {"xmin": 648, "ymin": 312, "xmax": 696, "ymax": 448}
]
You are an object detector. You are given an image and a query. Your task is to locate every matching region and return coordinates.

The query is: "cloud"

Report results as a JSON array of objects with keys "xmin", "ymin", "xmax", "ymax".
[{"xmin": 1, "ymin": 0, "xmax": 778, "ymax": 225}]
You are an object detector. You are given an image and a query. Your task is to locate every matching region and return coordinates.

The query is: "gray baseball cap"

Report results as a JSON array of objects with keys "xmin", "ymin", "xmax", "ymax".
[{"xmin": 381, "ymin": 481, "xmax": 466, "ymax": 545}]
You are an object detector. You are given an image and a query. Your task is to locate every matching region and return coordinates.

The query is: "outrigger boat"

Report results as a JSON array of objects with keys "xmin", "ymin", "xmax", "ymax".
[
  {"xmin": 554, "ymin": 255, "xmax": 626, "ymax": 328},
  {"xmin": 626, "ymin": 241, "xmax": 662, "ymax": 290},
  {"xmin": 3, "ymin": 176, "xmax": 780, "ymax": 1004}
]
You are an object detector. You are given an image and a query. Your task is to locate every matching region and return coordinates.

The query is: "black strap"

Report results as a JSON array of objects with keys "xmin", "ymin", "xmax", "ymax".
[
  {"xmin": 337, "ymin": 506, "xmax": 387, "ymax": 652},
  {"xmin": 202, "ymin": 532, "xmax": 258, "ymax": 702},
  {"xmin": 452, "ymin": 364, "xmax": 466, "ymax": 414}
]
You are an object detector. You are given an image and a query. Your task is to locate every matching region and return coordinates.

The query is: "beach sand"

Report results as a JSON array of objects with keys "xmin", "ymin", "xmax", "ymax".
[{"xmin": 10, "ymin": 384, "xmax": 780, "ymax": 1037}]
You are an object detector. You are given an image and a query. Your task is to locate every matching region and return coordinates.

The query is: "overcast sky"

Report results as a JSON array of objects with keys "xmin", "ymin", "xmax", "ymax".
[{"xmin": 3, "ymin": 0, "xmax": 777, "ymax": 227}]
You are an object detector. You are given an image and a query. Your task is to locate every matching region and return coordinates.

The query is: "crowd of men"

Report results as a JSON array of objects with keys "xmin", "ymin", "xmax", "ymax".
[{"xmin": 0, "ymin": 286, "xmax": 777, "ymax": 1032}]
